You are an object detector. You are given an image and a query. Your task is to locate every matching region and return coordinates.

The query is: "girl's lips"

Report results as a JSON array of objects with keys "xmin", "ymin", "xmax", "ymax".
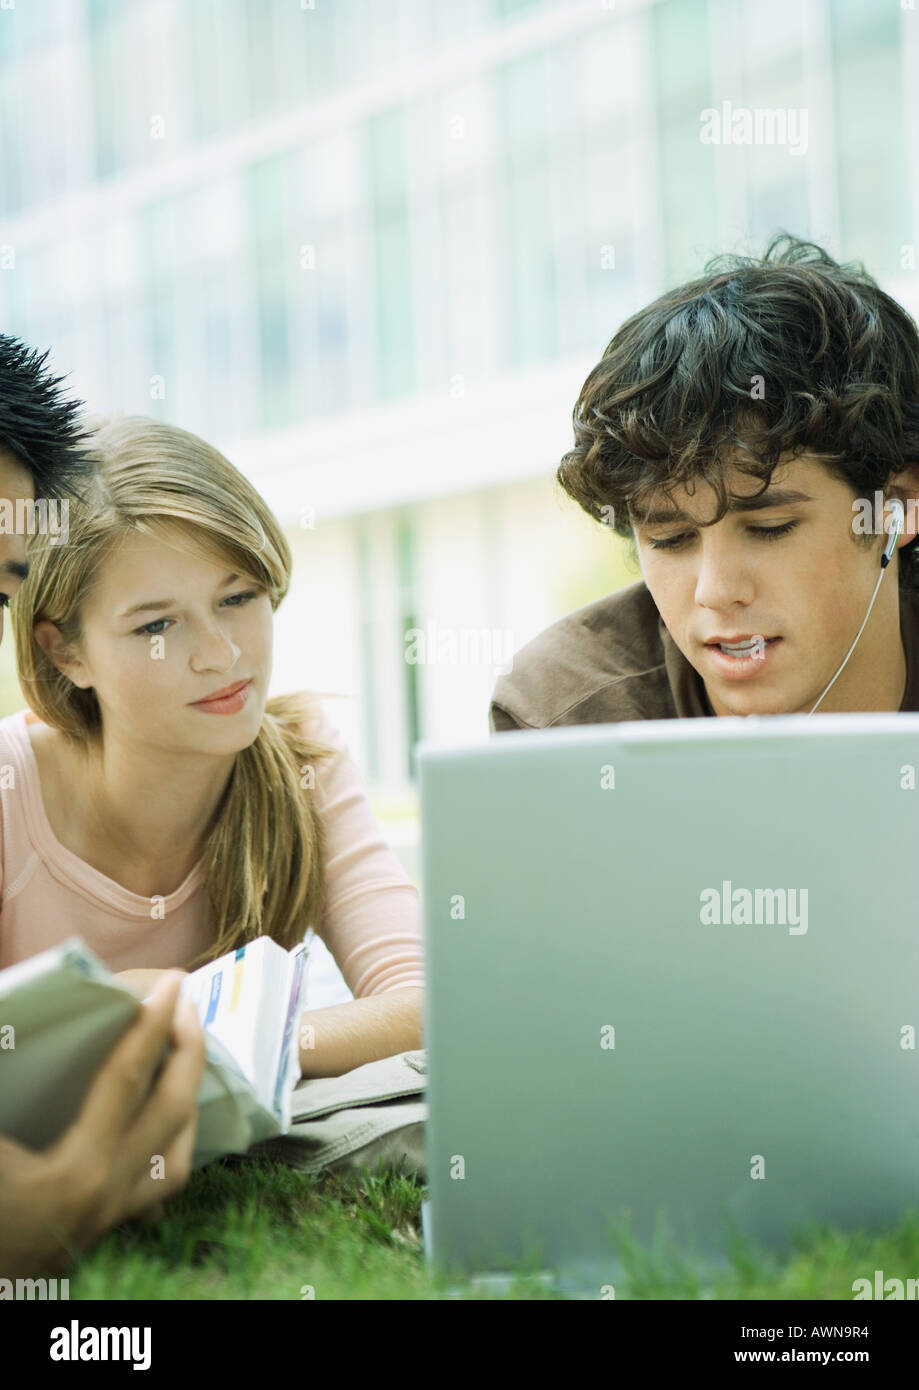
[{"xmin": 190, "ymin": 679, "xmax": 253, "ymax": 711}]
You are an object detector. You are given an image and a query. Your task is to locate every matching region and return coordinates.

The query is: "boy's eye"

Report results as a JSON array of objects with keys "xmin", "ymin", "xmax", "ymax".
[
  {"xmin": 647, "ymin": 521, "xmax": 799, "ymax": 551},
  {"xmin": 133, "ymin": 590, "xmax": 259, "ymax": 637}
]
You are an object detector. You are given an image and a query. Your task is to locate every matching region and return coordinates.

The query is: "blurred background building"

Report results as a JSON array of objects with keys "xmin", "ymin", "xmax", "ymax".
[{"xmin": 1, "ymin": 0, "xmax": 916, "ymax": 999}]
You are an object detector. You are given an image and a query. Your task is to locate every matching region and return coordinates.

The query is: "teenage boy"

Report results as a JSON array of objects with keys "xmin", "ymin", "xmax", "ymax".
[
  {"xmin": 0, "ymin": 334, "xmax": 206, "ymax": 1278},
  {"xmin": 490, "ymin": 235, "xmax": 919, "ymax": 731}
]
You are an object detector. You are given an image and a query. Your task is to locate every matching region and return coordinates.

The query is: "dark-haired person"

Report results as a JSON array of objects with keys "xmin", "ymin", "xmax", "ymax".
[
  {"xmin": 0, "ymin": 334, "xmax": 207, "ymax": 1278},
  {"xmin": 490, "ymin": 234, "xmax": 919, "ymax": 731}
]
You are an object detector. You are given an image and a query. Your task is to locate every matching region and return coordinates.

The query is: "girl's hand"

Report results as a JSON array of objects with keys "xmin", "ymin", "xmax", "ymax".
[{"xmin": 114, "ymin": 967, "xmax": 188, "ymax": 999}]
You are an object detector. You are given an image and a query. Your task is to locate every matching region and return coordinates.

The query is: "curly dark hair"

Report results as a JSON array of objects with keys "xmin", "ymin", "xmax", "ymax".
[
  {"xmin": 0, "ymin": 333, "xmax": 93, "ymax": 500},
  {"xmin": 557, "ymin": 232, "xmax": 919, "ymax": 589}
]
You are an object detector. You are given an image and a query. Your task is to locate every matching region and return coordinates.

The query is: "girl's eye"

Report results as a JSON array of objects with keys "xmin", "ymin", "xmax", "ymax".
[
  {"xmin": 135, "ymin": 617, "xmax": 172, "ymax": 637},
  {"xmin": 0, "ymin": 595, "xmax": 9, "ymax": 610},
  {"xmin": 134, "ymin": 590, "xmax": 259, "ymax": 636},
  {"xmin": 648, "ymin": 521, "xmax": 799, "ymax": 552}
]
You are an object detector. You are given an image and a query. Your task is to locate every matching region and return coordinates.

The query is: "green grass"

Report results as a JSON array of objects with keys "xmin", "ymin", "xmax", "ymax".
[{"xmin": 63, "ymin": 1156, "xmax": 919, "ymax": 1300}]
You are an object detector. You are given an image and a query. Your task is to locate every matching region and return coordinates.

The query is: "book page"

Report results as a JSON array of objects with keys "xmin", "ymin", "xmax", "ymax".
[{"xmin": 180, "ymin": 937, "xmax": 305, "ymax": 1120}]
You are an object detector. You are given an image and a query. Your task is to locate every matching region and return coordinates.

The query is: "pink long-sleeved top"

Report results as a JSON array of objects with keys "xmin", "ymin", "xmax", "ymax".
[{"xmin": 0, "ymin": 699, "xmax": 425, "ymax": 997}]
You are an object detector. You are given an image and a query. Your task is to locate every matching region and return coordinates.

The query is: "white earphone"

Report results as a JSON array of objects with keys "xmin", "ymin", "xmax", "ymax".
[{"xmin": 806, "ymin": 498, "xmax": 905, "ymax": 716}]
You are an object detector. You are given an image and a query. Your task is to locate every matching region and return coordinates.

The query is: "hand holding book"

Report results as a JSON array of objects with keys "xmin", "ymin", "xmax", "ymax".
[
  {"xmin": 113, "ymin": 968, "xmax": 189, "ymax": 1000},
  {"xmin": 0, "ymin": 971, "xmax": 205, "ymax": 1277},
  {"xmin": 0, "ymin": 935, "xmax": 310, "ymax": 1172}
]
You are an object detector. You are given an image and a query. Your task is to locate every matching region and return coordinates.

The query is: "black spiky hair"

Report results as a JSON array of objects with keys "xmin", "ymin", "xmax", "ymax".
[{"xmin": 0, "ymin": 333, "xmax": 94, "ymax": 500}]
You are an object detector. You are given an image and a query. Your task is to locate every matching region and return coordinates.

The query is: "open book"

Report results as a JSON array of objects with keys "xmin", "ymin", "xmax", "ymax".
[{"xmin": 0, "ymin": 934, "xmax": 309, "ymax": 1168}]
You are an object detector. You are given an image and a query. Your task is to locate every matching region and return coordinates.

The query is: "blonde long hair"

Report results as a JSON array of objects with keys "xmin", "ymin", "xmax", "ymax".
[{"xmin": 13, "ymin": 413, "xmax": 339, "ymax": 969}]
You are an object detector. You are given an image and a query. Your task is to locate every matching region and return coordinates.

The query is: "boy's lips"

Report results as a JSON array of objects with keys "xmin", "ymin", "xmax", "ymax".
[{"xmin": 702, "ymin": 637, "xmax": 783, "ymax": 678}]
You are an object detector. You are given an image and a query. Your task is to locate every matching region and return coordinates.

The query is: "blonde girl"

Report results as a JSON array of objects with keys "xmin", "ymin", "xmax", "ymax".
[{"xmin": 1, "ymin": 414, "xmax": 424, "ymax": 1077}]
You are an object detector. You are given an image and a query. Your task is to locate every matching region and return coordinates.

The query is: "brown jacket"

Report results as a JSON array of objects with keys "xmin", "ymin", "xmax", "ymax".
[{"xmin": 489, "ymin": 579, "xmax": 919, "ymax": 731}]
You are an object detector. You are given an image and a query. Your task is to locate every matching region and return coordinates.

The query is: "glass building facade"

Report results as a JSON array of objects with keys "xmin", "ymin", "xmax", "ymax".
[{"xmin": 0, "ymin": 0, "xmax": 916, "ymax": 794}]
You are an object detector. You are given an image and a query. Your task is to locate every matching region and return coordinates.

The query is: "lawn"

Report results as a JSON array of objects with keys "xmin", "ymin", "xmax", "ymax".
[{"xmin": 63, "ymin": 1156, "xmax": 919, "ymax": 1300}]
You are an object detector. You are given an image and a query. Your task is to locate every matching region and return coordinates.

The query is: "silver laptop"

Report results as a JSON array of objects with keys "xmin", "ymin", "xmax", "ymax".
[{"xmin": 417, "ymin": 712, "xmax": 919, "ymax": 1296}]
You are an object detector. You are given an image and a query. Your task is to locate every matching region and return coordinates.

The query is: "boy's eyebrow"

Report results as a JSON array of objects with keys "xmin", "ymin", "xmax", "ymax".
[
  {"xmin": 119, "ymin": 572, "xmax": 240, "ymax": 619},
  {"xmin": 633, "ymin": 488, "xmax": 814, "ymax": 527}
]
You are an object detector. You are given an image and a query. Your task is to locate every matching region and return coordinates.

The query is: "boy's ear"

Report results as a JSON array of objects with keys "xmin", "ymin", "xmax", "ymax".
[
  {"xmin": 886, "ymin": 465, "xmax": 919, "ymax": 544},
  {"xmin": 33, "ymin": 619, "xmax": 92, "ymax": 690}
]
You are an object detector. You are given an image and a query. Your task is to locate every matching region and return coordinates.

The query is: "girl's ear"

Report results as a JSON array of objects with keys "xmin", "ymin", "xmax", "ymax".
[{"xmin": 33, "ymin": 619, "xmax": 93, "ymax": 690}]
